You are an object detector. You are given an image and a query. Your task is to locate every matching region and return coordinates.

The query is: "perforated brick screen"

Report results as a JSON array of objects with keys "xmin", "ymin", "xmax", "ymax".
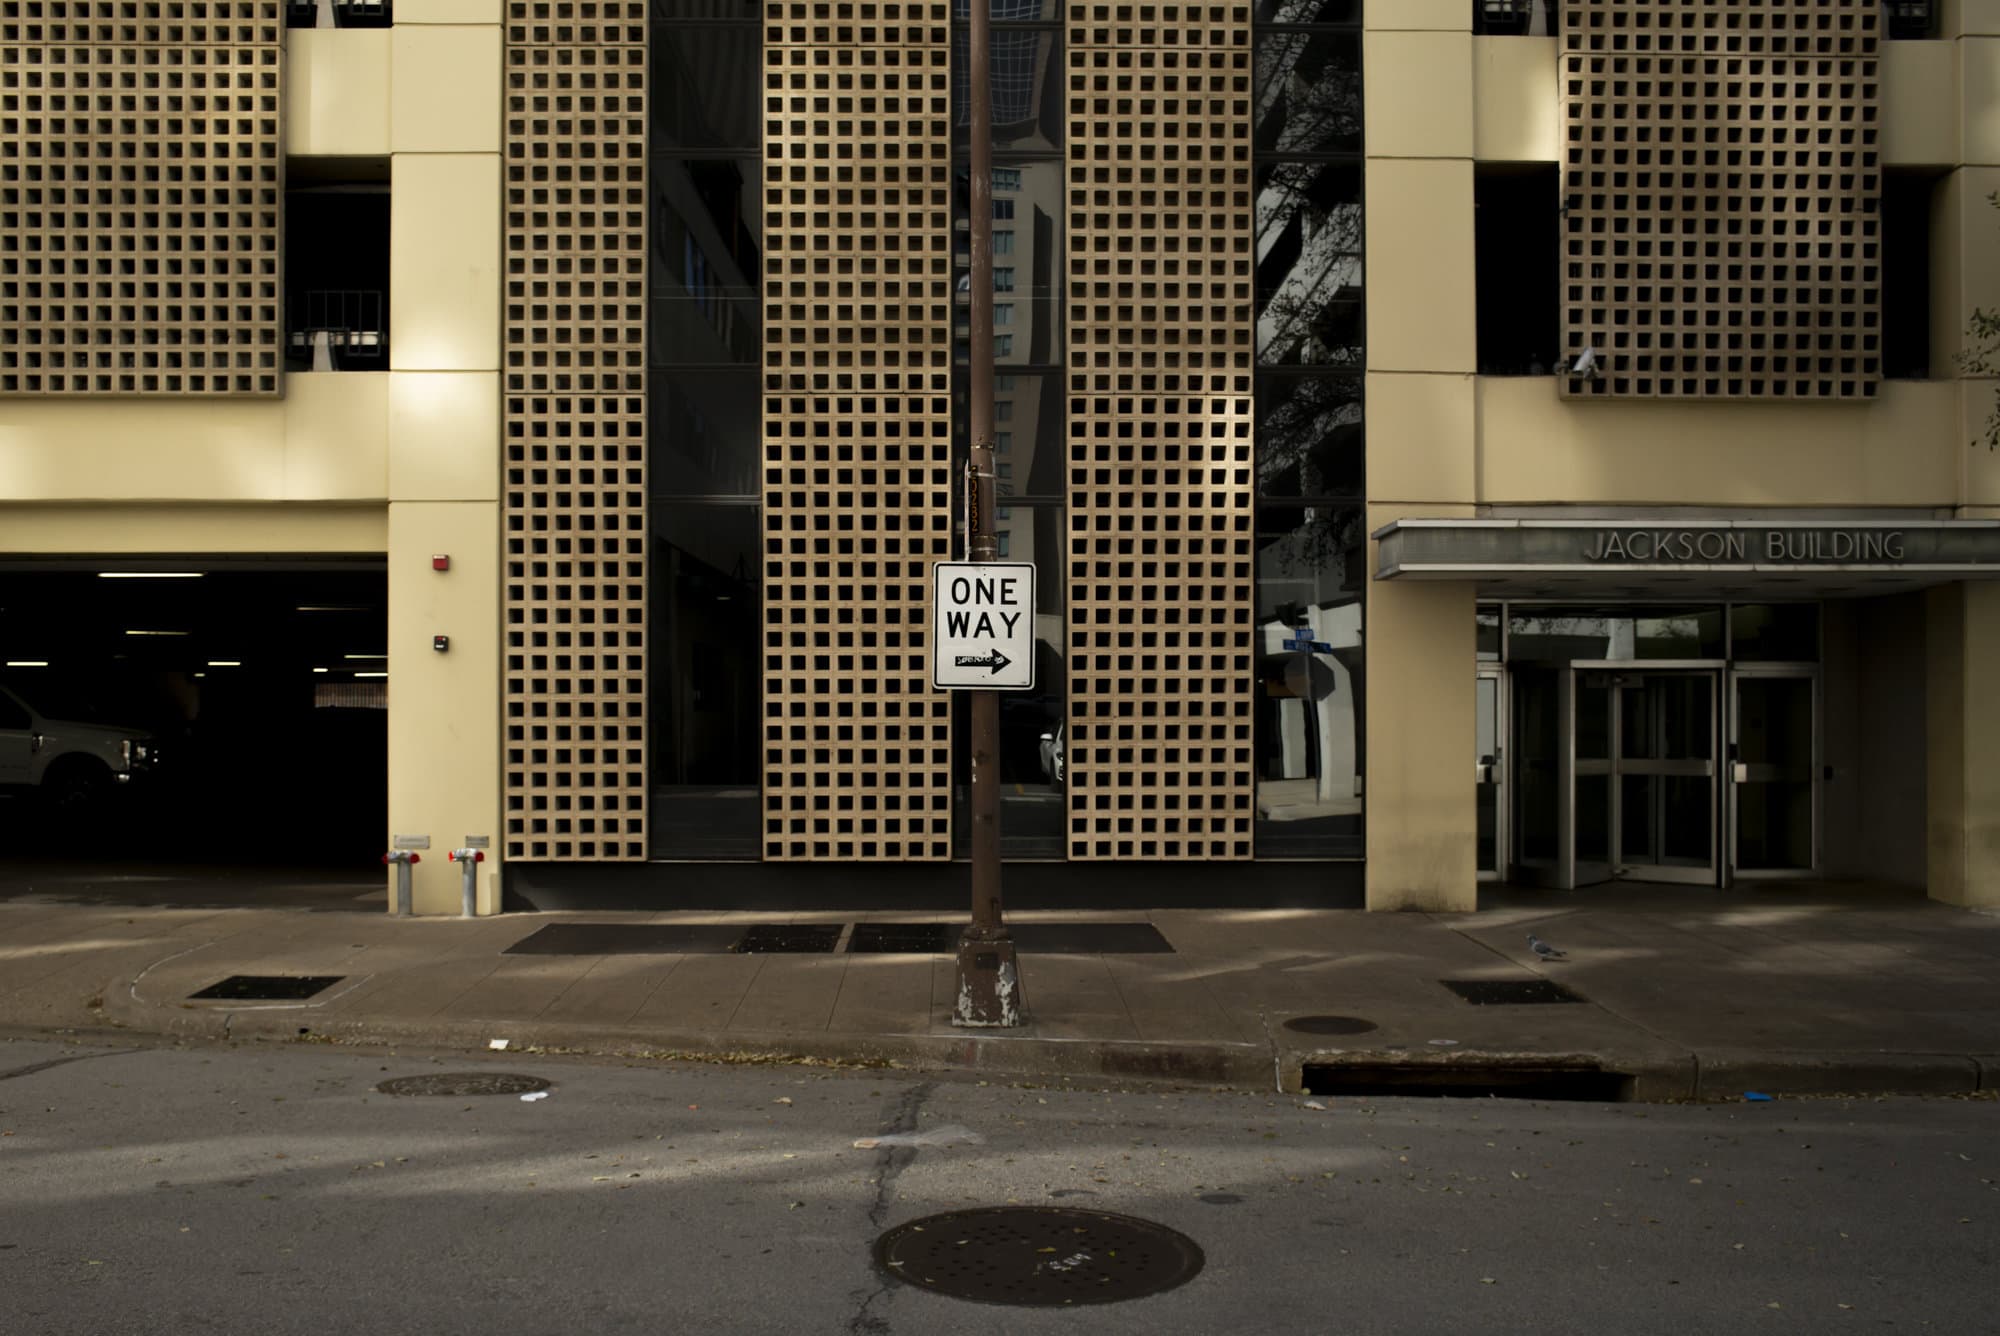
[
  {"xmin": 760, "ymin": 2, "xmax": 957, "ymax": 860},
  {"xmin": 0, "ymin": 1, "xmax": 282, "ymax": 396},
  {"xmin": 1064, "ymin": 3, "xmax": 1257, "ymax": 859},
  {"xmin": 503, "ymin": 0, "xmax": 650, "ymax": 860},
  {"xmin": 1559, "ymin": 0, "xmax": 1880, "ymax": 400}
]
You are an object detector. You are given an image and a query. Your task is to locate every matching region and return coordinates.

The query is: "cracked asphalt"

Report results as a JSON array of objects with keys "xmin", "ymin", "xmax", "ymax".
[{"xmin": 1, "ymin": 1035, "xmax": 1994, "ymax": 1334}]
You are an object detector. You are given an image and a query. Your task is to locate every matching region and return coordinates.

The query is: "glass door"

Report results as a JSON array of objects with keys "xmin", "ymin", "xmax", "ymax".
[
  {"xmin": 1476, "ymin": 669, "xmax": 1506, "ymax": 881},
  {"xmin": 1730, "ymin": 670, "xmax": 1819, "ymax": 877},
  {"xmin": 1570, "ymin": 669, "xmax": 1614, "ymax": 887},
  {"xmin": 1614, "ymin": 671, "xmax": 1718, "ymax": 884}
]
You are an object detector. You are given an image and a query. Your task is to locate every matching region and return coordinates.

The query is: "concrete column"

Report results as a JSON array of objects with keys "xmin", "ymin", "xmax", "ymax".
[
  {"xmin": 1363, "ymin": 554, "xmax": 1476, "ymax": 911},
  {"xmin": 1363, "ymin": 2, "xmax": 1479, "ymax": 911},
  {"xmin": 384, "ymin": 4, "xmax": 505, "ymax": 913},
  {"xmin": 1926, "ymin": 582, "xmax": 2000, "ymax": 907}
]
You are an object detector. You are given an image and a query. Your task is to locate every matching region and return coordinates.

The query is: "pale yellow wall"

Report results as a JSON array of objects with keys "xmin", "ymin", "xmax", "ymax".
[
  {"xmin": 1926, "ymin": 582, "xmax": 2000, "ymax": 906},
  {"xmin": 390, "ymin": 26, "xmax": 502, "ymax": 155},
  {"xmin": 0, "ymin": 375, "xmax": 389, "ymax": 502},
  {"xmin": 1478, "ymin": 378, "xmax": 1963, "ymax": 506},
  {"xmin": 1365, "ymin": 505, "xmax": 1477, "ymax": 912},
  {"xmin": 1473, "ymin": 37, "xmax": 1556, "ymax": 162},
  {"xmin": 1886, "ymin": 41, "xmax": 1959, "ymax": 167},
  {"xmin": 1366, "ymin": 30, "xmax": 1472, "ymax": 160},
  {"xmin": 1367, "ymin": 372, "xmax": 1476, "ymax": 503},
  {"xmin": 388, "ymin": 373, "xmax": 503, "ymax": 500},
  {"xmin": 387, "ymin": 502, "xmax": 502, "ymax": 913},
  {"xmin": 390, "ymin": 155, "xmax": 503, "ymax": 373},
  {"xmin": 396, "ymin": 0, "xmax": 503, "ymax": 23},
  {"xmin": 1365, "ymin": 0, "xmax": 1463, "ymax": 31},
  {"xmin": 1367, "ymin": 161, "xmax": 1477, "ymax": 374},
  {"xmin": 0, "ymin": 504, "xmax": 387, "ymax": 553},
  {"xmin": 286, "ymin": 30, "xmax": 391, "ymax": 157}
]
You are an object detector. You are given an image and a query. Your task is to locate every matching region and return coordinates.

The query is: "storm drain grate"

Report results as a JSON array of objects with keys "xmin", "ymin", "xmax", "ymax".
[
  {"xmin": 874, "ymin": 1207, "xmax": 1204, "ymax": 1307},
  {"xmin": 188, "ymin": 975, "xmax": 344, "ymax": 1001},
  {"xmin": 735, "ymin": 923, "xmax": 843, "ymax": 954},
  {"xmin": 849, "ymin": 922, "xmax": 959, "ymax": 954},
  {"xmin": 1440, "ymin": 978, "xmax": 1586, "ymax": 1006},
  {"xmin": 375, "ymin": 1073, "xmax": 552, "ymax": 1097},
  {"xmin": 1302, "ymin": 1063, "xmax": 1633, "ymax": 1102},
  {"xmin": 1283, "ymin": 1015, "xmax": 1379, "ymax": 1036}
]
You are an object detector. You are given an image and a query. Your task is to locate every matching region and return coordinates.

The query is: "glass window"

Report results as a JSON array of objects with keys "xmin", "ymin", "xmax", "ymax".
[
  {"xmin": 1257, "ymin": 374, "xmax": 1362, "ymax": 498},
  {"xmin": 1476, "ymin": 608, "xmax": 1503, "ymax": 661},
  {"xmin": 994, "ymin": 268, "xmax": 1016, "ymax": 292},
  {"xmin": 1255, "ymin": 29, "xmax": 1361, "ymax": 156},
  {"xmin": 955, "ymin": 0, "xmax": 1062, "ymax": 22},
  {"xmin": 994, "ymin": 199, "xmax": 1015, "ymax": 220},
  {"xmin": 1256, "ymin": 0, "xmax": 1362, "ymax": 23},
  {"xmin": 1256, "ymin": 504, "xmax": 1366, "ymax": 857},
  {"xmin": 650, "ymin": 369, "xmax": 759, "ymax": 497},
  {"xmin": 1730, "ymin": 604, "xmax": 1820, "ymax": 662},
  {"xmin": 993, "ymin": 230, "xmax": 1015, "ymax": 255},
  {"xmin": 952, "ymin": 28, "xmax": 1062, "ymax": 152},
  {"xmin": 650, "ymin": 25, "xmax": 761, "ymax": 152},
  {"xmin": 1257, "ymin": 159, "xmax": 1363, "ymax": 367},
  {"xmin": 649, "ymin": 503, "xmax": 761, "ymax": 859},
  {"xmin": 992, "ymin": 168, "xmax": 1022, "ymax": 192},
  {"xmin": 1506, "ymin": 607, "xmax": 1726, "ymax": 662},
  {"xmin": 954, "ymin": 163, "xmax": 1061, "ymax": 366},
  {"xmin": 994, "ymin": 334, "xmax": 1013, "ymax": 357},
  {"xmin": 994, "ymin": 303, "xmax": 1014, "ymax": 326},
  {"xmin": 652, "ymin": 159, "xmax": 760, "ymax": 364}
]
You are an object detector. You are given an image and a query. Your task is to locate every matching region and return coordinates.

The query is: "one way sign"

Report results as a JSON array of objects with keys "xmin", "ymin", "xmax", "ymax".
[{"xmin": 932, "ymin": 561, "xmax": 1036, "ymax": 690}]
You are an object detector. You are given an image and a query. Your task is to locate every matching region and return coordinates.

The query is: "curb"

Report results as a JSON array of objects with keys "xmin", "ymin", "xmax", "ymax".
[{"xmin": 1694, "ymin": 1048, "xmax": 1984, "ymax": 1099}]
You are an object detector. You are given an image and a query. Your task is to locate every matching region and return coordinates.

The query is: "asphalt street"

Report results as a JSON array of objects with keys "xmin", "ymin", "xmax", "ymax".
[{"xmin": 0, "ymin": 1036, "xmax": 1993, "ymax": 1335}]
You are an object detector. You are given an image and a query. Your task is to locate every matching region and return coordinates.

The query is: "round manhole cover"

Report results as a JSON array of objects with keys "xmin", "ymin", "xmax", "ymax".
[
  {"xmin": 375, "ymin": 1073, "xmax": 552, "ymax": 1097},
  {"xmin": 874, "ymin": 1207, "xmax": 1204, "ymax": 1307},
  {"xmin": 1283, "ymin": 1015, "xmax": 1378, "ymax": 1035}
]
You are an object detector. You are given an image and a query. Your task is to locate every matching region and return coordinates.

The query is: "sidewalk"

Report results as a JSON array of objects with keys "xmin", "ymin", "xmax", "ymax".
[{"xmin": 3, "ymin": 870, "xmax": 1998, "ymax": 1100}]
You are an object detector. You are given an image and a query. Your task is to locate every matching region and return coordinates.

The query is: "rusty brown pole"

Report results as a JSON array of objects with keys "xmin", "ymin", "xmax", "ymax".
[{"xmin": 952, "ymin": 0, "xmax": 1023, "ymax": 1027}]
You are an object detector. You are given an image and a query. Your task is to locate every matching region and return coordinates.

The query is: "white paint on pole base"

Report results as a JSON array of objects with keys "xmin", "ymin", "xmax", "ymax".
[
  {"xmin": 932, "ymin": 561, "xmax": 1036, "ymax": 690},
  {"xmin": 952, "ymin": 960, "xmax": 1022, "ymax": 1027}
]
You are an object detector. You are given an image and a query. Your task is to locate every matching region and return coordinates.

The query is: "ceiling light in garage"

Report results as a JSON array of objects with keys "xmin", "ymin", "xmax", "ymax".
[
  {"xmin": 312, "ymin": 667, "xmax": 330, "ymax": 673},
  {"xmin": 206, "ymin": 660, "xmax": 243, "ymax": 667},
  {"xmin": 353, "ymin": 671, "xmax": 388, "ymax": 678},
  {"xmin": 5, "ymin": 660, "xmax": 49, "ymax": 667},
  {"xmin": 124, "ymin": 629, "xmax": 190, "ymax": 636},
  {"xmin": 343, "ymin": 653, "xmax": 387, "ymax": 660},
  {"xmin": 99, "ymin": 571, "xmax": 205, "ymax": 579}
]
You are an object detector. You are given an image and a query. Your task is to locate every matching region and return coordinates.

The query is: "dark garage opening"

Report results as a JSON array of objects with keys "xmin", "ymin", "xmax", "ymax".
[{"xmin": 0, "ymin": 560, "xmax": 388, "ymax": 872}]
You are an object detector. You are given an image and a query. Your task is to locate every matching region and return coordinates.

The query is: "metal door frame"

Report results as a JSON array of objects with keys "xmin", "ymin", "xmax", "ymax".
[
  {"xmin": 1571, "ymin": 661, "xmax": 1723, "ymax": 888},
  {"xmin": 1476, "ymin": 666, "xmax": 1508, "ymax": 883},
  {"xmin": 1726, "ymin": 664, "xmax": 1822, "ymax": 882}
]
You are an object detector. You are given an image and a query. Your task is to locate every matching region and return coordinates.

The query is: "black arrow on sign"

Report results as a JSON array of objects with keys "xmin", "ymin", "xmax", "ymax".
[{"xmin": 953, "ymin": 648, "xmax": 1013, "ymax": 675}]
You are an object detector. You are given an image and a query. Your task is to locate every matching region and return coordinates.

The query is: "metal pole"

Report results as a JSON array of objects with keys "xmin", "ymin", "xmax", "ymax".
[
  {"xmin": 953, "ymin": 0, "xmax": 1024, "ymax": 1027},
  {"xmin": 452, "ymin": 850, "xmax": 480, "ymax": 918}
]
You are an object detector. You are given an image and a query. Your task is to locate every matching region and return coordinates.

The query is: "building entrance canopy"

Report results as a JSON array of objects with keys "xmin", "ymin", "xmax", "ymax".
[{"xmin": 1372, "ymin": 519, "xmax": 2000, "ymax": 599}]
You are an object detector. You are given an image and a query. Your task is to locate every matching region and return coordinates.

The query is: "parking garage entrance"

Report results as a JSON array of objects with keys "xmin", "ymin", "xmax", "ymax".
[{"xmin": 0, "ymin": 559, "xmax": 388, "ymax": 879}]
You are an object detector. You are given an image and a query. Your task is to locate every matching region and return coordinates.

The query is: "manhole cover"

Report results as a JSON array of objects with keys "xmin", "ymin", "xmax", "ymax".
[
  {"xmin": 1283, "ymin": 1015, "xmax": 1378, "ymax": 1035},
  {"xmin": 1441, "ymin": 978, "xmax": 1586, "ymax": 1006},
  {"xmin": 188, "ymin": 975, "xmax": 344, "ymax": 1001},
  {"xmin": 874, "ymin": 1207, "xmax": 1204, "ymax": 1307},
  {"xmin": 375, "ymin": 1073, "xmax": 552, "ymax": 1097}
]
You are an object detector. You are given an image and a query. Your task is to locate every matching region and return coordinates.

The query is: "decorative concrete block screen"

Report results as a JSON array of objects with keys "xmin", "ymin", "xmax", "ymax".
[
  {"xmin": 503, "ymin": 0, "xmax": 649, "ymax": 860},
  {"xmin": 1065, "ymin": 2, "xmax": 1257, "ymax": 858},
  {"xmin": 0, "ymin": 0, "xmax": 282, "ymax": 395},
  {"xmin": 1559, "ymin": 0, "xmax": 1880, "ymax": 399},
  {"xmin": 761, "ymin": 1, "xmax": 956, "ymax": 860}
]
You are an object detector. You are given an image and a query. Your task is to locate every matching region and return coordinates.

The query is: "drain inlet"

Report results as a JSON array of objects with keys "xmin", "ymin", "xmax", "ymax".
[{"xmin": 1301, "ymin": 1062, "xmax": 1633, "ymax": 1102}]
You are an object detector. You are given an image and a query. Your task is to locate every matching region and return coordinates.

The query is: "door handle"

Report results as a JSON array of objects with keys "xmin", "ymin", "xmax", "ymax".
[{"xmin": 1731, "ymin": 762, "xmax": 1749, "ymax": 783}]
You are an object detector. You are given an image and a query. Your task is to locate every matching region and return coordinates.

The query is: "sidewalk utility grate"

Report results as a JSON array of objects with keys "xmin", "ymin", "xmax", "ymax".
[
  {"xmin": 189, "ymin": 975, "xmax": 344, "ymax": 1001},
  {"xmin": 1441, "ymin": 979, "xmax": 1586, "ymax": 1006},
  {"xmin": 376, "ymin": 1073, "xmax": 552, "ymax": 1097},
  {"xmin": 874, "ymin": 1206, "xmax": 1204, "ymax": 1306},
  {"xmin": 735, "ymin": 923, "xmax": 843, "ymax": 953},
  {"xmin": 849, "ymin": 922, "xmax": 959, "ymax": 953},
  {"xmin": 1010, "ymin": 923, "xmax": 1173, "ymax": 954},
  {"xmin": 504, "ymin": 924, "xmax": 745, "ymax": 955},
  {"xmin": 1284, "ymin": 1015, "xmax": 1379, "ymax": 1035}
]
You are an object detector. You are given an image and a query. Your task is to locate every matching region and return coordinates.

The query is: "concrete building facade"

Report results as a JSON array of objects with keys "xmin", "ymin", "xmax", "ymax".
[{"xmin": 5, "ymin": 0, "xmax": 2000, "ymax": 913}]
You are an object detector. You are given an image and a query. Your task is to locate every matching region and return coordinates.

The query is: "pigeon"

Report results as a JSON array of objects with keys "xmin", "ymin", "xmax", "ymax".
[{"xmin": 1527, "ymin": 933, "xmax": 1566, "ymax": 961}]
